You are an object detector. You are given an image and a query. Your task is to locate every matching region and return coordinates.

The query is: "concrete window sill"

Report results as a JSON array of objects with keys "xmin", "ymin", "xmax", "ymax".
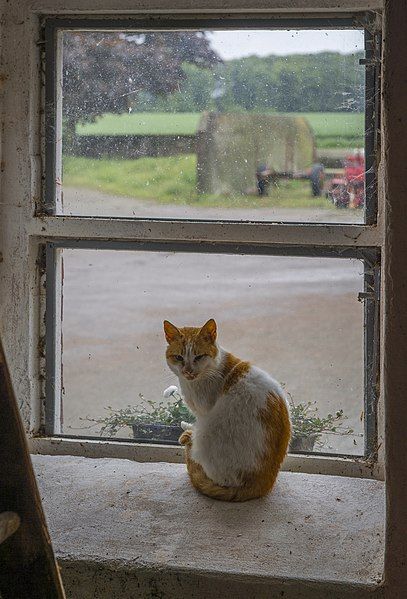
[{"xmin": 33, "ymin": 455, "xmax": 384, "ymax": 599}]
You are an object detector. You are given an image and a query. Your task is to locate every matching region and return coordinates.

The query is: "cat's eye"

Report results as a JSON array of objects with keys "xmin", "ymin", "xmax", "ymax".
[
  {"xmin": 194, "ymin": 354, "xmax": 206, "ymax": 362},
  {"xmin": 174, "ymin": 355, "xmax": 184, "ymax": 362}
]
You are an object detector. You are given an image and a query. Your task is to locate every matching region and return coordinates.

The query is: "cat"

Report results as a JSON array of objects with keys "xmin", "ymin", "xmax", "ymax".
[{"xmin": 163, "ymin": 318, "xmax": 291, "ymax": 502}]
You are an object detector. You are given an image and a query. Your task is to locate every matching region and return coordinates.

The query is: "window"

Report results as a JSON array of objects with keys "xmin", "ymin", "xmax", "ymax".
[{"xmin": 43, "ymin": 15, "xmax": 381, "ymax": 471}]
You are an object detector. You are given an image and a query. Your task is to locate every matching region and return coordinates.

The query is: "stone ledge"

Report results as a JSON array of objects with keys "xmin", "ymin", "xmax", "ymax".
[{"xmin": 32, "ymin": 455, "xmax": 385, "ymax": 599}]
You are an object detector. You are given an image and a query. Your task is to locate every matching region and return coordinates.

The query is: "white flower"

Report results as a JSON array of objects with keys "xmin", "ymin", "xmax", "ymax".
[{"xmin": 163, "ymin": 385, "xmax": 178, "ymax": 399}]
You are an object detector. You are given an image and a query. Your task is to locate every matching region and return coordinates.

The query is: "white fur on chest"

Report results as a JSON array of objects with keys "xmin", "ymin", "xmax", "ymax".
[
  {"xmin": 185, "ymin": 364, "xmax": 285, "ymax": 487},
  {"xmin": 179, "ymin": 377, "xmax": 218, "ymax": 416}
]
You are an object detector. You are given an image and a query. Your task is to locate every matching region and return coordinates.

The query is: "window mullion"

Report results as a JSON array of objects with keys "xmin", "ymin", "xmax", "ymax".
[{"xmin": 32, "ymin": 217, "xmax": 382, "ymax": 249}]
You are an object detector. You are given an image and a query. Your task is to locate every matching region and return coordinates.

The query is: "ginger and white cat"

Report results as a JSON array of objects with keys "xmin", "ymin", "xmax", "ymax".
[{"xmin": 164, "ymin": 318, "xmax": 291, "ymax": 502}]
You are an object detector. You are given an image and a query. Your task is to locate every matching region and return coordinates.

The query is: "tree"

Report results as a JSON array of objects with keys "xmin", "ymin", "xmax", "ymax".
[
  {"xmin": 163, "ymin": 63, "xmax": 216, "ymax": 112},
  {"xmin": 62, "ymin": 31, "xmax": 220, "ymax": 131}
]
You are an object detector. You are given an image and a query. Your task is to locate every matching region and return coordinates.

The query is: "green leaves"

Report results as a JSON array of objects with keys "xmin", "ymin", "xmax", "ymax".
[
  {"xmin": 63, "ymin": 31, "xmax": 220, "ymax": 128},
  {"xmin": 83, "ymin": 392, "xmax": 195, "ymax": 437},
  {"xmin": 83, "ymin": 391, "xmax": 355, "ymax": 445},
  {"xmin": 290, "ymin": 400, "xmax": 354, "ymax": 440}
]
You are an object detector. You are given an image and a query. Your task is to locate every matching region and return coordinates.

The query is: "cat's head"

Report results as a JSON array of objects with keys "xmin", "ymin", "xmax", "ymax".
[{"xmin": 163, "ymin": 319, "xmax": 219, "ymax": 381}]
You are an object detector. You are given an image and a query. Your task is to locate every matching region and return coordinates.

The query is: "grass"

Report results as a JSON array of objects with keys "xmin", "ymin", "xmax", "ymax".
[
  {"xmin": 76, "ymin": 112, "xmax": 201, "ymax": 137},
  {"xmin": 69, "ymin": 111, "xmax": 364, "ymax": 206},
  {"xmin": 294, "ymin": 112, "xmax": 364, "ymax": 149},
  {"xmin": 291, "ymin": 112, "xmax": 364, "ymax": 140},
  {"xmin": 76, "ymin": 111, "xmax": 364, "ymax": 148},
  {"xmin": 63, "ymin": 154, "xmax": 330, "ymax": 209}
]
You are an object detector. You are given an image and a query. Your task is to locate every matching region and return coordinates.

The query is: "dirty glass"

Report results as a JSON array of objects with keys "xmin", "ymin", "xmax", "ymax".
[
  {"xmin": 58, "ymin": 28, "xmax": 366, "ymax": 223},
  {"xmin": 59, "ymin": 249, "xmax": 364, "ymax": 456}
]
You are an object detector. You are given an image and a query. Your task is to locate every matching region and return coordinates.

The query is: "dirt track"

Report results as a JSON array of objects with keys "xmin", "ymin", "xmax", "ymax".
[
  {"xmin": 62, "ymin": 186, "xmax": 364, "ymax": 222},
  {"xmin": 61, "ymin": 188, "xmax": 365, "ymax": 454}
]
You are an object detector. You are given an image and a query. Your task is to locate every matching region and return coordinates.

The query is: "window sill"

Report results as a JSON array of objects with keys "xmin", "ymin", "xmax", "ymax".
[
  {"xmin": 30, "ymin": 436, "xmax": 384, "ymax": 480},
  {"xmin": 33, "ymin": 455, "xmax": 384, "ymax": 599}
]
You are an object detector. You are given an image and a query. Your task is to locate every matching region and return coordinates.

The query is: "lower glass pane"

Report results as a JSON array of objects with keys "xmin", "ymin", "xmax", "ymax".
[{"xmin": 59, "ymin": 249, "xmax": 365, "ymax": 455}]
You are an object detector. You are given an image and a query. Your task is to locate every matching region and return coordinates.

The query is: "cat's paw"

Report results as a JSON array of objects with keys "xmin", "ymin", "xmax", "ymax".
[
  {"xmin": 181, "ymin": 421, "xmax": 194, "ymax": 431},
  {"xmin": 179, "ymin": 430, "xmax": 193, "ymax": 446}
]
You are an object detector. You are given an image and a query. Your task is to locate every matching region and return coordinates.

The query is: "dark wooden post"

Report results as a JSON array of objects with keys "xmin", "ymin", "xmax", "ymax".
[
  {"xmin": 383, "ymin": 1, "xmax": 407, "ymax": 597},
  {"xmin": 0, "ymin": 342, "xmax": 66, "ymax": 598}
]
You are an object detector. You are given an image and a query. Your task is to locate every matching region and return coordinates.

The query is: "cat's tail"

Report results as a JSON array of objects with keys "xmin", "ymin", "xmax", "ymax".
[
  {"xmin": 182, "ymin": 440, "xmax": 275, "ymax": 502},
  {"xmin": 193, "ymin": 478, "xmax": 271, "ymax": 502}
]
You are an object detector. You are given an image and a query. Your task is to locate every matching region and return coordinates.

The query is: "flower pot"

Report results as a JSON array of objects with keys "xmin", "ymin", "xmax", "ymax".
[
  {"xmin": 132, "ymin": 423, "xmax": 182, "ymax": 443},
  {"xmin": 289, "ymin": 434, "xmax": 318, "ymax": 452}
]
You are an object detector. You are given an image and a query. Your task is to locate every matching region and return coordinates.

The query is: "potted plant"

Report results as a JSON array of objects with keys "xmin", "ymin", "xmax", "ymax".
[
  {"xmin": 289, "ymin": 399, "xmax": 355, "ymax": 452},
  {"xmin": 131, "ymin": 387, "xmax": 195, "ymax": 443},
  {"xmin": 84, "ymin": 387, "xmax": 355, "ymax": 451},
  {"xmin": 83, "ymin": 386, "xmax": 195, "ymax": 443}
]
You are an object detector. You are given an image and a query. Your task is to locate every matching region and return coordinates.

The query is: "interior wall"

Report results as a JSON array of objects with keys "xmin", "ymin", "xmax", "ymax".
[{"xmin": 0, "ymin": 4, "xmax": 42, "ymax": 431}]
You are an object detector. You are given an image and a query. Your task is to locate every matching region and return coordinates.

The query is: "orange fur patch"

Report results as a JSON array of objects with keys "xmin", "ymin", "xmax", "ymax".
[
  {"xmin": 165, "ymin": 325, "xmax": 219, "ymax": 361},
  {"xmin": 221, "ymin": 355, "xmax": 251, "ymax": 394},
  {"xmin": 179, "ymin": 430, "xmax": 192, "ymax": 446}
]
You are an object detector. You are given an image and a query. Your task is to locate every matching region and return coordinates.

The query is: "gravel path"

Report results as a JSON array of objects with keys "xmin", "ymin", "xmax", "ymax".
[{"xmin": 62, "ymin": 186, "xmax": 364, "ymax": 223}]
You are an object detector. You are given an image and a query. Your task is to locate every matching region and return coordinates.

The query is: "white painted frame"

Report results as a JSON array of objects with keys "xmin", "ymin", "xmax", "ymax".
[{"xmin": 0, "ymin": 0, "xmax": 384, "ymax": 482}]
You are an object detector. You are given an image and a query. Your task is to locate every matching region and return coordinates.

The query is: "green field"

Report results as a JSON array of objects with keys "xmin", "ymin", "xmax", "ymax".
[
  {"xmin": 77, "ymin": 111, "xmax": 364, "ymax": 148},
  {"xmin": 76, "ymin": 112, "xmax": 202, "ymax": 137},
  {"xmin": 69, "ymin": 111, "xmax": 364, "ymax": 206},
  {"xmin": 64, "ymin": 154, "xmax": 329, "ymax": 209},
  {"xmin": 291, "ymin": 112, "xmax": 363, "ymax": 138},
  {"xmin": 291, "ymin": 112, "xmax": 364, "ymax": 148}
]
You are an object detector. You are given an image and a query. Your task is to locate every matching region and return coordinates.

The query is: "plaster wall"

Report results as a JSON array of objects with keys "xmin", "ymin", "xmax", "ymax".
[{"xmin": 0, "ymin": 3, "xmax": 43, "ymax": 430}]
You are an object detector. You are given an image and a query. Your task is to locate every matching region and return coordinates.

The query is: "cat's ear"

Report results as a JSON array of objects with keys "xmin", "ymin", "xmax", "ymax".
[
  {"xmin": 163, "ymin": 320, "xmax": 181, "ymax": 344},
  {"xmin": 200, "ymin": 318, "xmax": 217, "ymax": 342}
]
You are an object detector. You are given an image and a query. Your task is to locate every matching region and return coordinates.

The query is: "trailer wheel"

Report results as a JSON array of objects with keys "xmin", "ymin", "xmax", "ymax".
[{"xmin": 310, "ymin": 164, "xmax": 324, "ymax": 197}]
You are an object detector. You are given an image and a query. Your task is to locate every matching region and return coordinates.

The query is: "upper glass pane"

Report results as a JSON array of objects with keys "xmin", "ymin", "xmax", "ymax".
[{"xmin": 58, "ymin": 28, "xmax": 366, "ymax": 223}]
